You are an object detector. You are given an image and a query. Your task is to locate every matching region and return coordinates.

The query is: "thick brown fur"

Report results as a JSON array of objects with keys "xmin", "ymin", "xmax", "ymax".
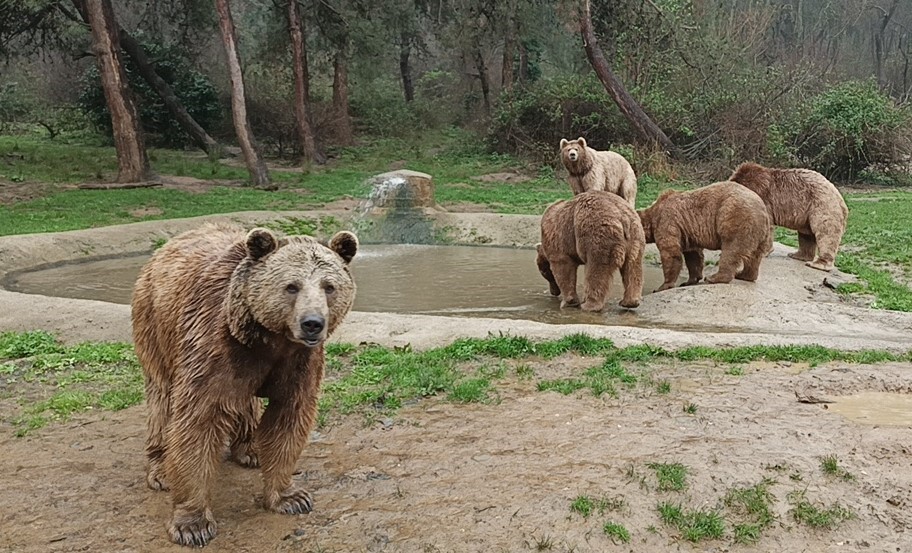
[
  {"xmin": 559, "ymin": 137, "xmax": 637, "ymax": 209},
  {"xmin": 638, "ymin": 182, "xmax": 772, "ymax": 291},
  {"xmin": 536, "ymin": 191, "xmax": 645, "ymax": 311},
  {"xmin": 131, "ymin": 223, "xmax": 358, "ymax": 547},
  {"xmin": 729, "ymin": 162, "xmax": 848, "ymax": 271}
]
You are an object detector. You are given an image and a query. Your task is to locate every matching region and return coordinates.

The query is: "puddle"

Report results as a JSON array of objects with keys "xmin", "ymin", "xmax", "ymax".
[
  {"xmin": 828, "ymin": 392, "xmax": 912, "ymax": 427},
  {"xmin": 5, "ymin": 244, "xmax": 674, "ymax": 326}
]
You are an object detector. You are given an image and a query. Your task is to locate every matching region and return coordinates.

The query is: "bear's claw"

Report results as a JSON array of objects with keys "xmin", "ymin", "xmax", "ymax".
[
  {"xmin": 169, "ymin": 510, "xmax": 217, "ymax": 547},
  {"xmin": 269, "ymin": 488, "xmax": 314, "ymax": 515}
]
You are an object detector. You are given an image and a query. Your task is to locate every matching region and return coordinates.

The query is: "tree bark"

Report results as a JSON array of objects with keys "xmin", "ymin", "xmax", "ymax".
[
  {"xmin": 579, "ymin": 0, "xmax": 677, "ymax": 155},
  {"xmin": 518, "ymin": 42, "xmax": 529, "ymax": 85},
  {"xmin": 473, "ymin": 50, "xmax": 491, "ymax": 113},
  {"xmin": 501, "ymin": 3, "xmax": 515, "ymax": 92},
  {"xmin": 119, "ymin": 28, "xmax": 223, "ymax": 158},
  {"xmin": 332, "ymin": 50, "xmax": 353, "ymax": 145},
  {"xmin": 214, "ymin": 0, "xmax": 271, "ymax": 188},
  {"xmin": 288, "ymin": 0, "xmax": 317, "ymax": 164},
  {"xmin": 81, "ymin": 0, "xmax": 151, "ymax": 182},
  {"xmin": 399, "ymin": 31, "xmax": 415, "ymax": 103}
]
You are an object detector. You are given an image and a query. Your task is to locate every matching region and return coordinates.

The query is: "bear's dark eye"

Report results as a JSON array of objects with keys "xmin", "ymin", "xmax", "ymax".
[
  {"xmin": 324, "ymin": 283, "xmax": 336, "ymax": 295},
  {"xmin": 286, "ymin": 283, "xmax": 300, "ymax": 294}
]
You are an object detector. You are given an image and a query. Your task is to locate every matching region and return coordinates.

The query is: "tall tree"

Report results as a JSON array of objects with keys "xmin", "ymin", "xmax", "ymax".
[
  {"xmin": 287, "ymin": 0, "xmax": 317, "ymax": 164},
  {"xmin": 332, "ymin": 48, "xmax": 353, "ymax": 145},
  {"xmin": 80, "ymin": 0, "xmax": 152, "ymax": 182},
  {"xmin": 214, "ymin": 0, "xmax": 271, "ymax": 188},
  {"xmin": 578, "ymin": 0, "xmax": 677, "ymax": 155},
  {"xmin": 399, "ymin": 31, "xmax": 415, "ymax": 102}
]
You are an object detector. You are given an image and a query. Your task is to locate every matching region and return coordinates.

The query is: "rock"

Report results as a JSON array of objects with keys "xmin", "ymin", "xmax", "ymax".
[
  {"xmin": 823, "ymin": 272, "xmax": 860, "ymax": 290},
  {"xmin": 363, "ymin": 170, "xmax": 435, "ymax": 211}
]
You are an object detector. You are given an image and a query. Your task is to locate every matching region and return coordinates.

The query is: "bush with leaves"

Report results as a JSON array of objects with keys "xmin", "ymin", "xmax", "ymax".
[
  {"xmin": 773, "ymin": 80, "xmax": 912, "ymax": 179},
  {"xmin": 78, "ymin": 41, "xmax": 222, "ymax": 148}
]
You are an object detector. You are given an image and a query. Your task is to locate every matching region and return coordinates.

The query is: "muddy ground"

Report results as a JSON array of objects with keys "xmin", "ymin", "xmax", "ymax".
[{"xmin": 2, "ymin": 212, "xmax": 912, "ymax": 552}]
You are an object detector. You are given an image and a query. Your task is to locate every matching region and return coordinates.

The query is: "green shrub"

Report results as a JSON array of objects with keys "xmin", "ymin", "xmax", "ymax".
[
  {"xmin": 78, "ymin": 40, "xmax": 222, "ymax": 148},
  {"xmin": 777, "ymin": 80, "xmax": 912, "ymax": 179}
]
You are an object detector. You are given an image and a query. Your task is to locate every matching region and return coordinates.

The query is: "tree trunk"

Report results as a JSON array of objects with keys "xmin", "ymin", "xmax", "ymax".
[
  {"xmin": 874, "ymin": 0, "xmax": 899, "ymax": 87},
  {"xmin": 214, "ymin": 0, "xmax": 271, "ymax": 188},
  {"xmin": 81, "ymin": 0, "xmax": 151, "ymax": 182},
  {"xmin": 501, "ymin": 3, "xmax": 515, "ymax": 92},
  {"xmin": 518, "ymin": 42, "xmax": 529, "ymax": 85},
  {"xmin": 579, "ymin": 0, "xmax": 677, "ymax": 156},
  {"xmin": 473, "ymin": 50, "xmax": 491, "ymax": 113},
  {"xmin": 119, "ymin": 28, "xmax": 223, "ymax": 158},
  {"xmin": 288, "ymin": 0, "xmax": 317, "ymax": 164},
  {"xmin": 399, "ymin": 31, "xmax": 415, "ymax": 103},
  {"xmin": 332, "ymin": 50, "xmax": 353, "ymax": 145}
]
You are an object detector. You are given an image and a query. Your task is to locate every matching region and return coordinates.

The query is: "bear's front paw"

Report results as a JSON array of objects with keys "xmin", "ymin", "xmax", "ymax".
[
  {"xmin": 229, "ymin": 445, "xmax": 259, "ymax": 468},
  {"xmin": 146, "ymin": 469, "xmax": 169, "ymax": 491},
  {"xmin": 266, "ymin": 488, "xmax": 314, "ymax": 515},
  {"xmin": 169, "ymin": 508, "xmax": 217, "ymax": 547},
  {"xmin": 618, "ymin": 298, "xmax": 640, "ymax": 309},
  {"xmin": 580, "ymin": 300, "xmax": 605, "ymax": 312},
  {"xmin": 654, "ymin": 283, "xmax": 676, "ymax": 292},
  {"xmin": 805, "ymin": 260, "xmax": 833, "ymax": 272},
  {"xmin": 560, "ymin": 297, "xmax": 581, "ymax": 308},
  {"xmin": 787, "ymin": 251, "xmax": 814, "ymax": 262}
]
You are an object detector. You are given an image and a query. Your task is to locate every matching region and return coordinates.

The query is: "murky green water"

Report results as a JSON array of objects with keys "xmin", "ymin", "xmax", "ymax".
[{"xmin": 5, "ymin": 244, "xmax": 668, "ymax": 325}]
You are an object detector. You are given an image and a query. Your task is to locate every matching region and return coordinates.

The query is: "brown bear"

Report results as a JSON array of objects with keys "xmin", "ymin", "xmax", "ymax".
[
  {"xmin": 559, "ymin": 137, "xmax": 638, "ymax": 208},
  {"xmin": 131, "ymin": 223, "xmax": 358, "ymax": 547},
  {"xmin": 638, "ymin": 182, "xmax": 772, "ymax": 292},
  {"xmin": 536, "ymin": 190, "xmax": 644, "ymax": 311},
  {"xmin": 729, "ymin": 162, "xmax": 848, "ymax": 271}
]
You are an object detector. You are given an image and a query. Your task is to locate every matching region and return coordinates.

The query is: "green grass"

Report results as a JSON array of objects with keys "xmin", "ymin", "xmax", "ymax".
[
  {"xmin": 602, "ymin": 521, "xmax": 631, "ymax": 544},
  {"xmin": 788, "ymin": 491, "xmax": 854, "ymax": 529},
  {"xmin": 724, "ymin": 479, "xmax": 776, "ymax": 544},
  {"xmin": 657, "ymin": 503, "xmax": 725, "ymax": 542},
  {"xmin": 1, "ymin": 332, "xmax": 142, "ymax": 435},
  {"xmin": 569, "ymin": 494, "xmax": 625, "ymax": 518},
  {"xmin": 820, "ymin": 454, "xmax": 855, "ymax": 481},
  {"xmin": 648, "ymin": 463, "xmax": 688, "ymax": 492},
  {"xmin": 683, "ymin": 402, "xmax": 697, "ymax": 414}
]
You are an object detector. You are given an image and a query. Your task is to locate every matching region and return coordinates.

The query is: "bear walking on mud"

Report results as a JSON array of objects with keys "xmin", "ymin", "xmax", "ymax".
[
  {"xmin": 638, "ymin": 182, "xmax": 772, "ymax": 291},
  {"xmin": 131, "ymin": 223, "xmax": 358, "ymax": 547},
  {"xmin": 559, "ymin": 137, "xmax": 638, "ymax": 209},
  {"xmin": 536, "ymin": 190, "xmax": 645, "ymax": 311},
  {"xmin": 729, "ymin": 162, "xmax": 848, "ymax": 272}
]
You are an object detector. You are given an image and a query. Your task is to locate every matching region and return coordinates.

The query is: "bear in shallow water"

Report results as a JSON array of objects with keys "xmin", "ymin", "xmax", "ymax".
[
  {"xmin": 536, "ymin": 190, "xmax": 644, "ymax": 311},
  {"xmin": 131, "ymin": 223, "xmax": 357, "ymax": 547}
]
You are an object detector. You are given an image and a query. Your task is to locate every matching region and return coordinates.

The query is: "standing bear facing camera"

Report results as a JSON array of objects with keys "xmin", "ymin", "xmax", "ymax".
[
  {"xmin": 638, "ymin": 182, "xmax": 772, "ymax": 291},
  {"xmin": 536, "ymin": 190, "xmax": 645, "ymax": 311},
  {"xmin": 729, "ymin": 162, "xmax": 848, "ymax": 271},
  {"xmin": 559, "ymin": 137, "xmax": 638, "ymax": 208},
  {"xmin": 131, "ymin": 223, "xmax": 358, "ymax": 547}
]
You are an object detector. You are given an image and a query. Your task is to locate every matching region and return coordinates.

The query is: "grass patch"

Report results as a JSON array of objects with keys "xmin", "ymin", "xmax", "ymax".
[
  {"xmin": 657, "ymin": 503, "xmax": 725, "ymax": 542},
  {"xmin": 683, "ymin": 402, "xmax": 697, "ymax": 414},
  {"xmin": 725, "ymin": 479, "xmax": 776, "ymax": 544},
  {"xmin": 648, "ymin": 462, "xmax": 688, "ymax": 492},
  {"xmin": 569, "ymin": 495, "xmax": 625, "ymax": 518},
  {"xmin": 788, "ymin": 491, "xmax": 854, "ymax": 529},
  {"xmin": 602, "ymin": 521, "xmax": 631, "ymax": 544},
  {"xmin": 820, "ymin": 454, "xmax": 855, "ymax": 481},
  {"xmin": 1, "ymin": 332, "xmax": 142, "ymax": 435},
  {"xmin": 537, "ymin": 358, "xmax": 637, "ymax": 398},
  {"xmin": 447, "ymin": 377, "xmax": 492, "ymax": 403}
]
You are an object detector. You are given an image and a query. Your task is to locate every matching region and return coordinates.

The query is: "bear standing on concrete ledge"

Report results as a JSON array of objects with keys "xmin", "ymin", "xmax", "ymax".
[
  {"xmin": 536, "ymin": 191, "xmax": 644, "ymax": 311},
  {"xmin": 131, "ymin": 223, "xmax": 358, "ymax": 547},
  {"xmin": 559, "ymin": 137, "xmax": 638, "ymax": 209},
  {"xmin": 729, "ymin": 162, "xmax": 848, "ymax": 272},
  {"xmin": 638, "ymin": 182, "xmax": 772, "ymax": 292}
]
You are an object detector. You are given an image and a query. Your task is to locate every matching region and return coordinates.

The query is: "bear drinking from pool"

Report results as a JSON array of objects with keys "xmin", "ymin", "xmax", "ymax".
[{"xmin": 131, "ymin": 223, "xmax": 358, "ymax": 547}]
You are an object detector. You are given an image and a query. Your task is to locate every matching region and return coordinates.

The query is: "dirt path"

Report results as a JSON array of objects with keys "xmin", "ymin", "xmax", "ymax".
[{"xmin": 2, "ymin": 358, "xmax": 910, "ymax": 552}]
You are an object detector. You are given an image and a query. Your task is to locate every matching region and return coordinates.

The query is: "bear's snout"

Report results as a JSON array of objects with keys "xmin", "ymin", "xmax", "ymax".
[
  {"xmin": 567, "ymin": 149, "xmax": 578, "ymax": 161},
  {"xmin": 300, "ymin": 315, "xmax": 326, "ymax": 341}
]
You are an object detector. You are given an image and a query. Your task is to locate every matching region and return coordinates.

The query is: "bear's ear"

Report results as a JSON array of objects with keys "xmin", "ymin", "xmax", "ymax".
[
  {"xmin": 245, "ymin": 228, "xmax": 280, "ymax": 261},
  {"xmin": 577, "ymin": 137, "xmax": 586, "ymax": 148},
  {"xmin": 329, "ymin": 231, "xmax": 358, "ymax": 264},
  {"xmin": 559, "ymin": 138, "xmax": 568, "ymax": 149},
  {"xmin": 535, "ymin": 242, "xmax": 543, "ymax": 253}
]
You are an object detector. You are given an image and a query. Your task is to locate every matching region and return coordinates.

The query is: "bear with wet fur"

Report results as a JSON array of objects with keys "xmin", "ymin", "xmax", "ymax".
[
  {"xmin": 559, "ymin": 137, "xmax": 638, "ymax": 209},
  {"xmin": 131, "ymin": 223, "xmax": 358, "ymax": 547},
  {"xmin": 536, "ymin": 190, "xmax": 645, "ymax": 311},
  {"xmin": 638, "ymin": 182, "xmax": 772, "ymax": 292},
  {"xmin": 729, "ymin": 162, "xmax": 848, "ymax": 271}
]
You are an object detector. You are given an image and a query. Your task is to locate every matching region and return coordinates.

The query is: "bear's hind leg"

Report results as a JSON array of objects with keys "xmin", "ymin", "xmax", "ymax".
[
  {"xmin": 788, "ymin": 232, "xmax": 816, "ymax": 262},
  {"xmin": 682, "ymin": 250, "xmax": 704, "ymax": 286},
  {"xmin": 619, "ymin": 244, "xmax": 643, "ymax": 308},
  {"xmin": 656, "ymin": 244, "xmax": 684, "ymax": 292},
  {"xmin": 705, "ymin": 247, "xmax": 741, "ymax": 284},
  {"xmin": 144, "ymin": 371, "xmax": 170, "ymax": 491},
  {"xmin": 806, "ymin": 216, "xmax": 845, "ymax": 272},
  {"xmin": 256, "ymin": 356, "xmax": 324, "ymax": 515},
  {"xmin": 581, "ymin": 262, "xmax": 613, "ymax": 312},
  {"xmin": 551, "ymin": 257, "xmax": 580, "ymax": 308},
  {"xmin": 736, "ymin": 252, "xmax": 762, "ymax": 282},
  {"xmin": 164, "ymin": 398, "xmax": 234, "ymax": 547},
  {"xmin": 229, "ymin": 397, "xmax": 262, "ymax": 468}
]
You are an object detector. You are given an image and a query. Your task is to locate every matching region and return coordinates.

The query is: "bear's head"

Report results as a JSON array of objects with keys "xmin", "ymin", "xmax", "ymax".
[
  {"xmin": 227, "ymin": 228, "xmax": 358, "ymax": 348},
  {"xmin": 559, "ymin": 137, "xmax": 590, "ymax": 172},
  {"xmin": 535, "ymin": 243, "xmax": 561, "ymax": 297},
  {"xmin": 728, "ymin": 162, "xmax": 770, "ymax": 192},
  {"xmin": 636, "ymin": 189, "xmax": 676, "ymax": 244}
]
